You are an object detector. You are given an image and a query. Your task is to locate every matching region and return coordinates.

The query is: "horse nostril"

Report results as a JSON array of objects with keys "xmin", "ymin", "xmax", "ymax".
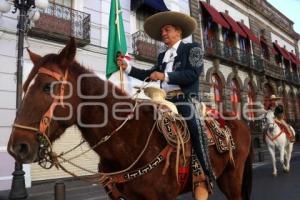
[{"xmin": 15, "ymin": 142, "xmax": 30, "ymax": 159}]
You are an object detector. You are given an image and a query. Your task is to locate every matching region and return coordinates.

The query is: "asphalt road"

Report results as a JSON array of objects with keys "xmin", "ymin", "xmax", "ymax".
[{"xmin": 1, "ymin": 144, "xmax": 300, "ymax": 200}]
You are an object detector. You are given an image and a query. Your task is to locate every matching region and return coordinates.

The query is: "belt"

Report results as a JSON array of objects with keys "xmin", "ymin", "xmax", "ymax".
[{"xmin": 166, "ymin": 90, "xmax": 184, "ymax": 98}]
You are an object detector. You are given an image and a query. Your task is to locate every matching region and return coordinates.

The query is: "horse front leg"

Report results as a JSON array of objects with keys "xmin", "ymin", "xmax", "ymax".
[
  {"xmin": 278, "ymin": 145, "xmax": 288, "ymax": 173},
  {"xmin": 284, "ymin": 143, "xmax": 294, "ymax": 173},
  {"xmin": 267, "ymin": 144, "xmax": 277, "ymax": 176}
]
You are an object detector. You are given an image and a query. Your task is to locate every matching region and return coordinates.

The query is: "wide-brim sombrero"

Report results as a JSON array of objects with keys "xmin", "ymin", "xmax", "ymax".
[
  {"xmin": 268, "ymin": 94, "xmax": 282, "ymax": 100},
  {"xmin": 144, "ymin": 11, "xmax": 197, "ymax": 41}
]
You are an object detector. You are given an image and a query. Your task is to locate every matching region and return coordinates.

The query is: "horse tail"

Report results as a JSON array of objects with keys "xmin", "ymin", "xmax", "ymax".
[{"xmin": 241, "ymin": 142, "xmax": 252, "ymax": 200}]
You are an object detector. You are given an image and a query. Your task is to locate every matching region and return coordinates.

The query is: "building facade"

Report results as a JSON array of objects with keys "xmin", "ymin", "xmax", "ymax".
[
  {"xmin": 0, "ymin": 0, "xmax": 299, "ymax": 190},
  {"xmin": 189, "ymin": 0, "xmax": 300, "ymax": 161}
]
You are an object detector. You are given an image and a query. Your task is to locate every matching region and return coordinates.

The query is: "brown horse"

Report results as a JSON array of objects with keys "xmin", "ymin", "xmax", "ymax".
[{"xmin": 8, "ymin": 38, "xmax": 252, "ymax": 200}]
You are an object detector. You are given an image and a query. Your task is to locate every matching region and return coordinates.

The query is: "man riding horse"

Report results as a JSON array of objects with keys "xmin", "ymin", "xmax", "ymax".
[
  {"xmin": 266, "ymin": 94, "xmax": 295, "ymax": 142},
  {"xmin": 117, "ymin": 11, "xmax": 213, "ymax": 199}
]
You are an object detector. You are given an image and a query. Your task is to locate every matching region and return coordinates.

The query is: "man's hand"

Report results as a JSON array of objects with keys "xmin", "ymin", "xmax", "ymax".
[
  {"xmin": 150, "ymin": 72, "xmax": 165, "ymax": 81},
  {"xmin": 116, "ymin": 54, "xmax": 128, "ymax": 71}
]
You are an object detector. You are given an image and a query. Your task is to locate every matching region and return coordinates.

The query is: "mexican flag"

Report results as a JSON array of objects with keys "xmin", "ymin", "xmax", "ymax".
[{"xmin": 105, "ymin": 0, "xmax": 127, "ymax": 79}]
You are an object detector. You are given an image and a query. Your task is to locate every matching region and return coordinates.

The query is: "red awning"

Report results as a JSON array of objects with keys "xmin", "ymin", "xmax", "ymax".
[
  {"xmin": 272, "ymin": 47, "xmax": 278, "ymax": 55},
  {"xmin": 237, "ymin": 22, "xmax": 260, "ymax": 44},
  {"xmin": 273, "ymin": 43, "xmax": 291, "ymax": 61},
  {"xmin": 200, "ymin": 1, "xmax": 230, "ymax": 29},
  {"xmin": 220, "ymin": 12, "xmax": 247, "ymax": 38},
  {"xmin": 289, "ymin": 52, "xmax": 300, "ymax": 65},
  {"xmin": 289, "ymin": 52, "xmax": 298, "ymax": 65},
  {"xmin": 260, "ymin": 38, "xmax": 268, "ymax": 45}
]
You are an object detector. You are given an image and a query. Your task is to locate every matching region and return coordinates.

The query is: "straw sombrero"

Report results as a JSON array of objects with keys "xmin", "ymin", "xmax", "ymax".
[
  {"xmin": 268, "ymin": 94, "xmax": 282, "ymax": 100},
  {"xmin": 143, "ymin": 11, "xmax": 197, "ymax": 41}
]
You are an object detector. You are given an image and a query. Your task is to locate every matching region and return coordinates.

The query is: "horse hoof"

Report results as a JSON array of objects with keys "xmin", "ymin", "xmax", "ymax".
[
  {"xmin": 283, "ymin": 169, "xmax": 289, "ymax": 173},
  {"xmin": 272, "ymin": 173, "xmax": 277, "ymax": 177}
]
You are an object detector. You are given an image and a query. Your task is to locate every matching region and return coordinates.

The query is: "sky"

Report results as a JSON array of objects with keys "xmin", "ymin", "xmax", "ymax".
[{"xmin": 267, "ymin": 0, "xmax": 300, "ymax": 34}]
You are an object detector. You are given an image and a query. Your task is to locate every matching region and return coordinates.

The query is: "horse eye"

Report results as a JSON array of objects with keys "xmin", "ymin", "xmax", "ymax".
[{"xmin": 43, "ymin": 83, "xmax": 51, "ymax": 93}]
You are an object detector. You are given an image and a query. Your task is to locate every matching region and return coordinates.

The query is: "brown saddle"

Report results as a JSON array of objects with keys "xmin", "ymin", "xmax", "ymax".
[{"xmin": 205, "ymin": 118, "xmax": 235, "ymax": 153}]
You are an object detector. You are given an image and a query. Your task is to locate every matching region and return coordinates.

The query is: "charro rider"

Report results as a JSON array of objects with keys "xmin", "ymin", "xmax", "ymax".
[
  {"xmin": 267, "ymin": 94, "xmax": 295, "ymax": 142},
  {"xmin": 117, "ymin": 11, "xmax": 214, "ymax": 199}
]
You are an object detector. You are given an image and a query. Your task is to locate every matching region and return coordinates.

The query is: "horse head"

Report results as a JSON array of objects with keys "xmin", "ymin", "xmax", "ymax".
[
  {"xmin": 262, "ymin": 110, "xmax": 277, "ymax": 133},
  {"xmin": 8, "ymin": 38, "xmax": 79, "ymax": 164}
]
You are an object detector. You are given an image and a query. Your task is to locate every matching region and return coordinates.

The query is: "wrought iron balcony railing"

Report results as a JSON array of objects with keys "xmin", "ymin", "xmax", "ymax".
[
  {"xmin": 29, "ymin": 3, "xmax": 90, "ymax": 46},
  {"xmin": 203, "ymin": 39, "xmax": 263, "ymax": 72},
  {"xmin": 284, "ymin": 70, "xmax": 300, "ymax": 85},
  {"xmin": 285, "ymin": 71, "xmax": 293, "ymax": 82},
  {"xmin": 292, "ymin": 74, "xmax": 300, "ymax": 85},
  {"xmin": 132, "ymin": 30, "xmax": 166, "ymax": 63},
  {"xmin": 263, "ymin": 61, "xmax": 285, "ymax": 80}
]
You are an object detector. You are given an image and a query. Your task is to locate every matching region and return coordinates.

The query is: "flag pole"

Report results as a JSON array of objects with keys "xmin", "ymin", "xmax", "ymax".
[{"xmin": 115, "ymin": 0, "xmax": 124, "ymax": 92}]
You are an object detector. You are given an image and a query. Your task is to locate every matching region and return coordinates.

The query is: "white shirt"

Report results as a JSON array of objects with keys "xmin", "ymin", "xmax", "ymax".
[
  {"xmin": 161, "ymin": 40, "xmax": 181, "ymax": 92},
  {"xmin": 125, "ymin": 40, "xmax": 182, "ymax": 92}
]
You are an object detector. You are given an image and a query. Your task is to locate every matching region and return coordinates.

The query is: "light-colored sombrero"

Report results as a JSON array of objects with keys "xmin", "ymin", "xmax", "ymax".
[
  {"xmin": 143, "ymin": 11, "xmax": 197, "ymax": 41},
  {"xmin": 268, "ymin": 94, "xmax": 282, "ymax": 100}
]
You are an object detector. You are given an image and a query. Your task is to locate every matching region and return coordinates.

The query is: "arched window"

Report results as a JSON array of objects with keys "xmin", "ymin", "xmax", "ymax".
[
  {"xmin": 247, "ymin": 82, "xmax": 255, "ymax": 120},
  {"xmin": 263, "ymin": 84, "xmax": 274, "ymax": 109},
  {"xmin": 230, "ymin": 78, "xmax": 240, "ymax": 116},
  {"xmin": 283, "ymin": 92, "xmax": 289, "ymax": 120},
  {"xmin": 297, "ymin": 95, "xmax": 300, "ymax": 120},
  {"xmin": 287, "ymin": 92, "xmax": 296, "ymax": 121},
  {"xmin": 211, "ymin": 74, "xmax": 222, "ymax": 111}
]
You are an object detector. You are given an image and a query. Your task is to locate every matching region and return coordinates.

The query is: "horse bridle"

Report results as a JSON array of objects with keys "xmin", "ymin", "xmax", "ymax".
[{"xmin": 13, "ymin": 67, "xmax": 69, "ymax": 169}]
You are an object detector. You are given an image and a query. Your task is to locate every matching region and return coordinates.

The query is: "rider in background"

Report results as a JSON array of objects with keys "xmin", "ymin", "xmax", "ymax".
[
  {"xmin": 268, "ymin": 95, "xmax": 295, "ymax": 142},
  {"xmin": 274, "ymin": 105, "xmax": 295, "ymax": 142}
]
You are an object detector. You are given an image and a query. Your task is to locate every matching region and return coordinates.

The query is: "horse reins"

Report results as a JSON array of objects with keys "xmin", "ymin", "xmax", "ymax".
[{"xmin": 265, "ymin": 122, "xmax": 284, "ymax": 142}]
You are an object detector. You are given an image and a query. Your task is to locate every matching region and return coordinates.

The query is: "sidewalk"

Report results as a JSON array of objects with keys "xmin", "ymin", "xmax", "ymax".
[{"xmin": 0, "ymin": 179, "xmax": 107, "ymax": 200}]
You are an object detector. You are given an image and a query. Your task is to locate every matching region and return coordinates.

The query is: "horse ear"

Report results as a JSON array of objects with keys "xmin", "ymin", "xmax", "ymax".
[
  {"xmin": 27, "ymin": 48, "xmax": 42, "ymax": 65},
  {"xmin": 58, "ymin": 37, "xmax": 76, "ymax": 68}
]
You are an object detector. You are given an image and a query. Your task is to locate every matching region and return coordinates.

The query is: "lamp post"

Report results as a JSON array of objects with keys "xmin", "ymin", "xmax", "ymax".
[{"xmin": 0, "ymin": 0, "xmax": 48, "ymax": 199}]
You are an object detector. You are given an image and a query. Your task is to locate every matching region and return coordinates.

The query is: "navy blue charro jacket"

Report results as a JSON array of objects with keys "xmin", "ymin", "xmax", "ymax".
[{"xmin": 129, "ymin": 42, "xmax": 204, "ymax": 97}]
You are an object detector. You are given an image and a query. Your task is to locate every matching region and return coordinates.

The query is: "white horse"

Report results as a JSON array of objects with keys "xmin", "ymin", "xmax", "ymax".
[{"xmin": 263, "ymin": 110, "xmax": 295, "ymax": 176}]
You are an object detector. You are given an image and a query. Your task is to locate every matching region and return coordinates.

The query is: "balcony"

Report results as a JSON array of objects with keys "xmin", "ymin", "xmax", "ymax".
[
  {"xmin": 292, "ymin": 74, "xmax": 300, "ymax": 85},
  {"xmin": 132, "ymin": 30, "xmax": 166, "ymax": 63},
  {"xmin": 203, "ymin": 39, "xmax": 263, "ymax": 73},
  {"xmin": 284, "ymin": 71, "xmax": 300, "ymax": 85},
  {"xmin": 263, "ymin": 61, "xmax": 285, "ymax": 80},
  {"xmin": 29, "ymin": 3, "xmax": 90, "ymax": 46}
]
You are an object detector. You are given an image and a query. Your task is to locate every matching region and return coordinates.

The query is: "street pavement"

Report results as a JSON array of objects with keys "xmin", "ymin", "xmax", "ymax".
[{"xmin": 1, "ymin": 144, "xmax": 300, "ymax": 200}]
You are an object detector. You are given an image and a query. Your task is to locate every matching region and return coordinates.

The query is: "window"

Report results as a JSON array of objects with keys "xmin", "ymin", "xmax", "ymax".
[
  {"xmin": 287, "ymin": 93, "xmax": 296, "ymax": 121},
  {"xmin": 211, "ymin": 74, "xmax": 223, "ymax": 111},
  {"xmin": 203, "ymin": 15, "xmax": 219, "ymax": 41},
  {"xmin": 282, "ymin": 94, "xmax": 289, "ymax": 120},
  {"xmin": 136, "ymin": 7, "xmax": 154, "ymax": 31},
  {"xmin": 297, "ymin": 95, "xmax": 300, "ymax": 120},
  {"xmin": 247, "ymin": 83, "xmax": 255, "ymax": 120},
  {"xmin": 222, "ymin": 28, "xmax": 235, "ymax": 47},
  {"xmin": 239, "ymin": 36, "xmax": 250, "ymax": 52},
  {"xmin": 50, "ymin": 0, "xmax": 72, "ymax": 7},
  {"xmin": 230, "ymin": 78, "xmax": 240, "ymax": 116},
  {"xmin": 263, "ymin": 84, "xmax": 274, "ymax": 109},
  {"xmin": 260, "ymin": 37, "xmax": 270, "ymax": 60}
]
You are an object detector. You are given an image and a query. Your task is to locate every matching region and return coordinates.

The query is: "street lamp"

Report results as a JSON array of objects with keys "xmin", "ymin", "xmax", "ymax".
[{"xmin": 0, "ymin": 0, "xmax": 48, "ymax": 199}]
